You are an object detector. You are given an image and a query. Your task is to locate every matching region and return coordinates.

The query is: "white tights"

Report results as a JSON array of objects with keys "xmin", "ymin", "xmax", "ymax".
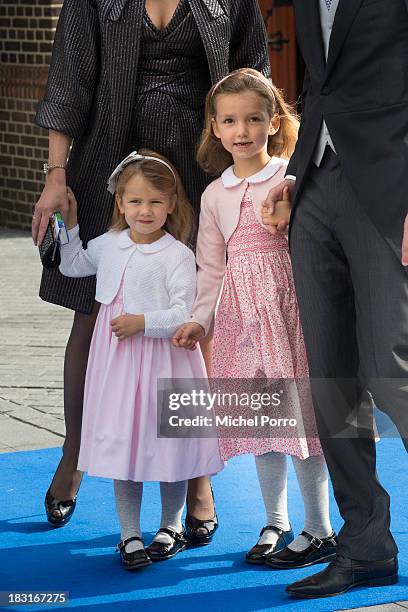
[
  {"xmin": 255, "ymin": 452, "xmax": 333, "ymax": 551},
  {"xmin": 114, "ymin": 479, "xmax": 187, "ymax": 552}
]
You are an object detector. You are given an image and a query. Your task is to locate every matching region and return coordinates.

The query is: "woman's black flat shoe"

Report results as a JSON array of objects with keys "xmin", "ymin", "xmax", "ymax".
[
  {"xmin": 265, "ymin": 531, "xmax": 337, "ymax": 569},
  {"xmin": 45, "ymin": 489, "xmax": 77, "ymax": 527},
  {"xmin": 246, "ymin": 525, "xmax": 294, "ymax": 564},
  {"xmin": 117, "ymin": 537, "xmax": 152, "ymax": 570},
  {"xmin": 146, "ymin": 528, "xmax": 188, "ymax": 561}
]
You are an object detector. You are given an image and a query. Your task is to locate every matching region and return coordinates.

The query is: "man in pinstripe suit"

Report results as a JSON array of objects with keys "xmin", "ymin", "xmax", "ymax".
[{"xmin": 264, "ymin": 0, "xmax": 408, "ymax": 599}]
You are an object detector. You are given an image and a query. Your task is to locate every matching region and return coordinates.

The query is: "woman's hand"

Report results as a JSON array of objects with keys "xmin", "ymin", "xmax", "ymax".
[
  {"xmin": 32, "ymin": 170, "xmax": 68, "ymax": 246},
  {"xmin": 111, "ymin": 314, "xmax": 145, "ymax": 341},
  {"xmin": 65, "ymin": 187, "xmax": 79, "ymax": 230},
  {"xmin": 172, "ymin": 322, "xmax": 205, "ymax": 350}
]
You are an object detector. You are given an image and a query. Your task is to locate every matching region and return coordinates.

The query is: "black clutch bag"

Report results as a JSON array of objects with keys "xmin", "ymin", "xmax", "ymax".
[{"xmin": 38, "ymin": 217, "xmax": 61, "ymax": 269}]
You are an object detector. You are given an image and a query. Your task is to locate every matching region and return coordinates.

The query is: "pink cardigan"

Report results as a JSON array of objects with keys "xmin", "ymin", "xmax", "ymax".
[{"xmin": 190, "ymin": 157, "xmax": 288, "ymax": 334}]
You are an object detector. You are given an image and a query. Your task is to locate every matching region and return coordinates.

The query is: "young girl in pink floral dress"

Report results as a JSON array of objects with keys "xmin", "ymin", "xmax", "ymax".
[{"xmin": 174, "ymin": 69, "xmax": 337, "ymax": 570}]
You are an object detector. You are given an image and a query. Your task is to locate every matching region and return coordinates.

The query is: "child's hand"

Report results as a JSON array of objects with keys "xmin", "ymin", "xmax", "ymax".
[
  {"xmin": 261, "ymin": 186, "xmax": 292, "ymax": 235},
  {"xmin": 64, "ymin": 186, "xmax": 79, "ymax": 230},
  {"xmin": 111, "ymin": 314, "xmax": 145, "ymax": 341},
  {"xmin": 172, "ymin": 322, "xmax": 205, "ymax": 350}
]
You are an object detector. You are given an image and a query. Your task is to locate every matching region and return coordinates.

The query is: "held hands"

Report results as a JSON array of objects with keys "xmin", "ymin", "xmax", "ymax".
[
  {"xmin": 172, "ymin": 322, "xmax": 205, "ymax": 351},
  {"xmin": 32, "ymin": 173, "xmax": 69, "ymax": 246},
  {"xmin": 111, "ymin": 314, "xmax": 145, "ymax": 341},
  {"xmin": 261, "ymin": 179, "xmax": 295, "ymax": 235},
  {"xmin": 64, "ymin": 187, "xmax": 79, "ymax": 230},
  {"xmin": 260, "ymin": 179, "xmax": 408, "ymax": 266}
]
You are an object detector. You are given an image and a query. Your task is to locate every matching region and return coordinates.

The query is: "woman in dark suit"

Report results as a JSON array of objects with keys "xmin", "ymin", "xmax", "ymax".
[{"xmin": 32, "ymin": 0, "xmax": 269, "ymax": 539}]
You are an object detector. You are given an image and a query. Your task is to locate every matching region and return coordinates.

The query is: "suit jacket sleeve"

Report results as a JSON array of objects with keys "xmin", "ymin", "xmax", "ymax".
[
  {"xmin": 229, "ymin": 0, "xmax": 270, "ymax": 77},
  {"xmin": 35, "ymin": 0, "xmax": 100, "ymax": 139},
  {"xmin": 190, "ymin": 191, "xmax": 227, "ymax": 335},
  {"xmin": 286, "ymin": 67, "xmax": 310, "ymax": 177}
]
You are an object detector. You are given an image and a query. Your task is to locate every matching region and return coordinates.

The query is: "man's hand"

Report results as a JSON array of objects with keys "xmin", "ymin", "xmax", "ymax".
[
  {"xmin": 262, "ymin": 179, "xmax": 295, "ymax": 235},
  {"xmin": 402, "ymin": 214, "xmax": 408, "ymax": 266},
  {"xmin": 111, "ymin": 314, "xmax": 145, "ymax": 341},
  {"xmin": 172, "ymin": 322, "xmax": 205, "ymax": 350}
]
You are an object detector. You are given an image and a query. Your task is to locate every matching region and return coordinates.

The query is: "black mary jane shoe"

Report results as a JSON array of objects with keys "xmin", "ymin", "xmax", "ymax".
[
  {"xmin": 45, "ymin": 489, "xmax": 78, "ymax": 528},
  {"xmin": 185, "ymin": 485, "xmax": 218, "ymax": 546},
  {"xmin": 246, "ymin": 525, "xmax": 294, "ymax": 565},
  {"xmin": 146, "ymin": 528, "xmax": 188, "ymax": 561},
  {"xmin": 265, "ymin": 531, "xmax": 337, "ymax": 569},
  {"xmin": 117, "ymin": 537, "xmax": 152, "ymax": 571}
]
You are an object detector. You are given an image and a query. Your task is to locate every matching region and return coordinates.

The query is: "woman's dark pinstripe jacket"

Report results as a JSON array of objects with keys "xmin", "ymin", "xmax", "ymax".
[{"xmin": 34, "ymin": 0, "xmax": 270, "ymax": 312}]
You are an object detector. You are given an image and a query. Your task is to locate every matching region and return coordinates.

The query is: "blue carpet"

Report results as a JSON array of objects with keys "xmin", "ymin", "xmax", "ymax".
[{"xmin": 0, "ymin": 439, "xmax": 407, "ymax": 611}]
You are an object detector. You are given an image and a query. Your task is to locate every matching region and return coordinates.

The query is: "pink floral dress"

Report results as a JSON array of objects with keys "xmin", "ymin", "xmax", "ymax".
[{"xmin": 212, "ymin": 187, "xmax": 322, "ymax": 461}]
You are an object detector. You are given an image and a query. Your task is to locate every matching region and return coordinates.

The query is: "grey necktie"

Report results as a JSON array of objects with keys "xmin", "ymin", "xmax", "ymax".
[{"xmin": 325, "ymin": 0, "xmax": 332, "ymax": 9}]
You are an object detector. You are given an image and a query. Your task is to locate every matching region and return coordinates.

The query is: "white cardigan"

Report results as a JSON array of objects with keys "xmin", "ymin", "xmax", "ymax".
[{"xmin": 59, "ymin": 226, "xmax": 196, "ymax": 338}]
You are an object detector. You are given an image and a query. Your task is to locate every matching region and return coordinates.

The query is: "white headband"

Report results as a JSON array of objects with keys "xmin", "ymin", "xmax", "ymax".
[
  {"xmin": 211, "ymin": 71, "xmax": 275, "ymax": 101},
  {"xmin": 107, "ymin": 151, "xmax": 177, "ymax": 194}
]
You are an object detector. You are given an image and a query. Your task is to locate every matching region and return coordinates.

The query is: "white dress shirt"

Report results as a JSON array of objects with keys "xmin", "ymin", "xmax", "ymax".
[{"xmin": 313, "ymin": 0, "xmax": 339, "ymax": 166}]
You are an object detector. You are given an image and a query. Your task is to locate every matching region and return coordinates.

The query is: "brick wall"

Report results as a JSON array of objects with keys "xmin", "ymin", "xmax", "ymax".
[{"xmin": 0, "ymin": 1, "xmax": 62, "ymax": 230}]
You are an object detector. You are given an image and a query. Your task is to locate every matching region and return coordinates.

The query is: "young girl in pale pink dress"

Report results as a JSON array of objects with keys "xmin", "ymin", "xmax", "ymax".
[
  {"xmin": 174, "ymin": 70, "xmax": 337, "ymax": 570},
  {"xmin": 59, "ymin": 150, "xmax": 223, "ymax": 571}
]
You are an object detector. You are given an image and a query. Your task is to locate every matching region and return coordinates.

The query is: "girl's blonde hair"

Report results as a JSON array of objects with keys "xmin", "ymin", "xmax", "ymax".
[
  {"xmin": 110, "ymin": 149, "xmax": 194, "ymax": 244},
  {"xmin": 197, "ymin": 68, "xmax": 299, "ymax": 175}
]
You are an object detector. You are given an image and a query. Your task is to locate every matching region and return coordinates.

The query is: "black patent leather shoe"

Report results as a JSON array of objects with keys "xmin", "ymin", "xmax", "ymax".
[
  {"xmin": 185, "ymin": 484, "xmax": 218, "ymax": 546},
  {"xmin": 265, "ymin": 531, "xmax": 337, "ymax": 569},
  {"xmin": 286, "ymin": 555, "xmax": 398, "ymax": 598},
  {"xmin": 146, "ymin": 528, "xmax": 188, "ymax": 561},
  {"xmin": 246, "ymin": 525, "xmax": 294, "ymax": 564},
  {"xmin": 117, "ymin": 537, "xmax": 152, "ymax": 571},
  {"xmin": 185, "ymin": 512, "xmax": 218, "ymax": 546},
  {"xmin": 45, "ymin": 489, "xmax": 77, "ymax": 527}
]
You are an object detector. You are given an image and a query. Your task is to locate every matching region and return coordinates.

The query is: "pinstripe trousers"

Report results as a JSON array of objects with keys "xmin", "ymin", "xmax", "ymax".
[{"xmin": 289, "ymin": 149, "xmax": 408, "ymax": 561}]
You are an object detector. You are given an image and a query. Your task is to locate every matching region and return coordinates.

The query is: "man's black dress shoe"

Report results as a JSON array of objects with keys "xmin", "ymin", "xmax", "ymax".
[
  {"xmin": 246, "ymin": 525, "xmax": 294, "ymax": 564},
  {"xmin": 265, "ymin": 531, "xmax": 337, "ymax": 569},
  {"xmin": 286, "ymin": 555, "xmax": 398, "ymax": 598},
  {"xmin": 117, "ymin": 537, "xmax": 152, "ymax": 571},
  {"xmin": 146, "ymin": 528, "xmax": 188, "ymax": 561}
]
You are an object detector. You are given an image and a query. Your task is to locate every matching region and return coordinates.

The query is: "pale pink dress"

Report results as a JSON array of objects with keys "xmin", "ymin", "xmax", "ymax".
[
  {"xmin": 213, "ymin": 187, "xmax": 322, "ymax": 461},
  {"xmin": 78, "ymin": 278, "xmax": 224, "ymax": 483}
]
